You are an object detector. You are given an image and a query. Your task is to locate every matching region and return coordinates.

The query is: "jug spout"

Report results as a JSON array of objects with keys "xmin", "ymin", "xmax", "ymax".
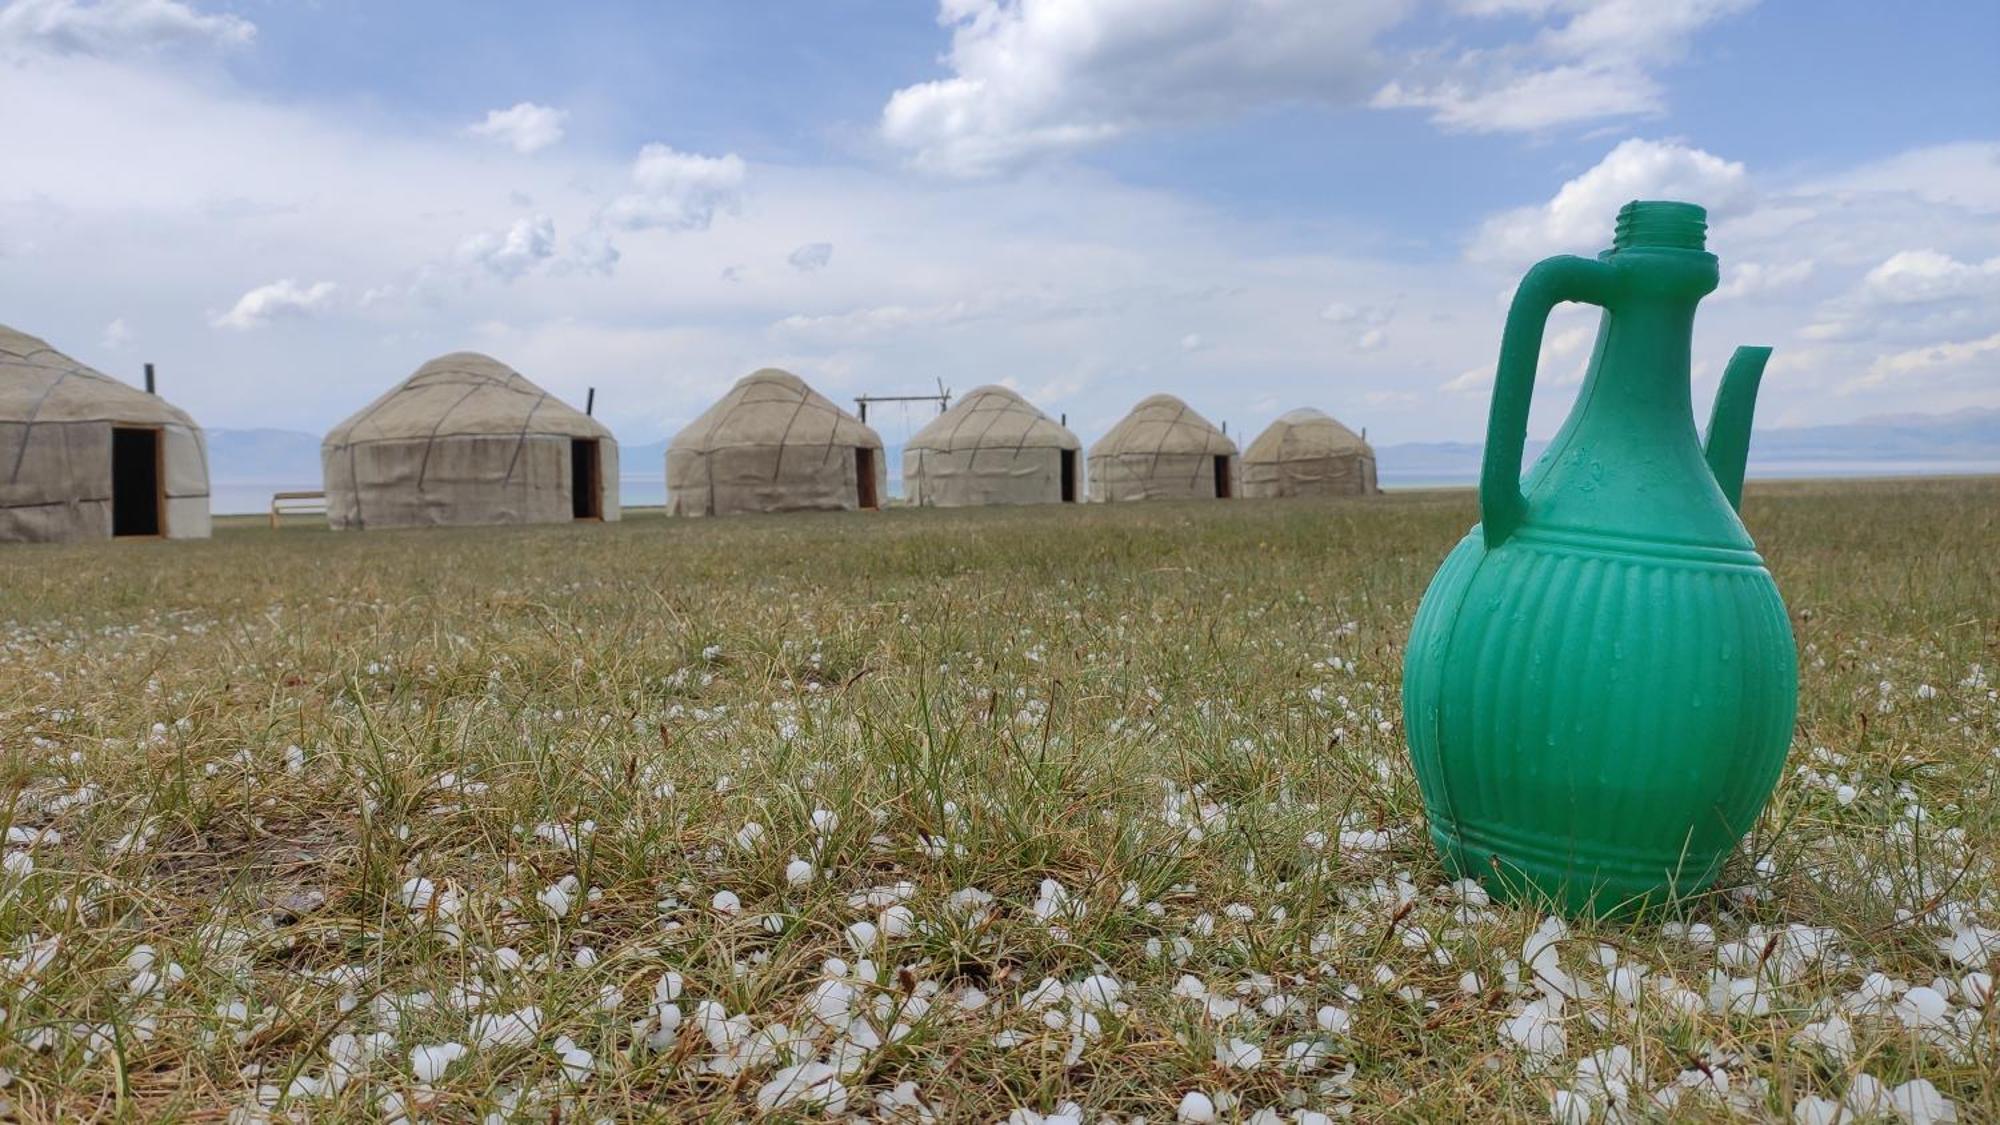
[{"xmin": 1704, "ymin": 345, "xmax": 1772, "ymax": 511}]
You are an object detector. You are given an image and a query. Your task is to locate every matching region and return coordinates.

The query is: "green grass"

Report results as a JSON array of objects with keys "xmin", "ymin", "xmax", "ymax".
[{"xmin": 0, "ymin": 478, "xmax": 1995, "ymax": 1122}]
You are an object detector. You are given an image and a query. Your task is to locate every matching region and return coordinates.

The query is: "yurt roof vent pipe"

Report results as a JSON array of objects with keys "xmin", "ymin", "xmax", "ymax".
[
  {"xmin": 586, "ymin": 387, "xmax": 596, "ymax": 416},
  {"xmin": 144, "ymin": 363, "xmax": 156, "ymax": 395}
]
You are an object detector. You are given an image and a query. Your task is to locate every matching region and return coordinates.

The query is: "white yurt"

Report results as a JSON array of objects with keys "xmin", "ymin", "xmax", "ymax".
[
  {"xmin": 667, "ymin": 368, "xmax": 886, "ymax": 517},
  {"xmin": 1, "ymin": 324, "xmax": 211, "ymax": 543},
  {"xmin": 322, "ymin": 352, "xmax": 618, "ymax": 530},
  {"xmin": 1086, "ymin": 394, "xmax": 1238, "ymax": 502},
  {"xmin": 903, "ymin": 385, "xmax": 1082, "ymax": 507},
  {"xmin": 1242, "ymin": 408, "xmax": 1378, "ymax": 498}
]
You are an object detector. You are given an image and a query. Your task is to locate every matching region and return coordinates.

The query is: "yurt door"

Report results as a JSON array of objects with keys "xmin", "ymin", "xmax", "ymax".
[
  {"xmin": 111, "ymin": 426, "xmax": 163, "ymax": 537},
  {"xmin": 1061, "ymin": 449, "xmax": 1078, "ymax": 502},
  {"xmin": 1212, "ymin": 455, "xmax": 1233, "ymax": 499},
  {"xmin": 570, "ymin": 439, "xmax": 603, "ymax": 520},
  {"xmin": 855, "ymin": 448, "xmax": 879, "ymax": 509}
]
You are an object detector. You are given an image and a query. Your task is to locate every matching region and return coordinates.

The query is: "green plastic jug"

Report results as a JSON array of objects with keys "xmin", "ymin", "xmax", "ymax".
[{"xmin": 1402, "ymin": 200, "xmax": 1797, "ymax": 919}]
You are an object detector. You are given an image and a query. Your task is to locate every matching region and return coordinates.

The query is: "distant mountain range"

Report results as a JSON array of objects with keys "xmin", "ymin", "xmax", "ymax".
[
  {"xmin": 1376, "ymin": 406, "xmax": 2000, "ymax": 483},
  {"xmin": 202, "ymin": 407, "xmax": 2000, "ymax": 512}
]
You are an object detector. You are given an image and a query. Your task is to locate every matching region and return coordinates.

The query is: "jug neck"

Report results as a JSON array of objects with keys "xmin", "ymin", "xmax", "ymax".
[
  {"xmin": 1575, "ymin": 292, "xmax": 1699, "ymax": 428},
  {"xmin": 1522, "ymin": 246, "xmax": 1752, "ymax": 550}
]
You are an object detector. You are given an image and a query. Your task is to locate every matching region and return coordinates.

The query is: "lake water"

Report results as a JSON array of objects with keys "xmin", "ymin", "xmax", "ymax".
[{"xmin": 209, "ymin": 461, "xmax": 2000, "ymax": 516}]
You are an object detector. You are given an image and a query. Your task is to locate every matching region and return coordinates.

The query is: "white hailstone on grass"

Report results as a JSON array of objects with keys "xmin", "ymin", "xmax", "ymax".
[
  {"xmin": 1223, "ymin": 903, "xmax": 1256, "ymax": 922},
  {"xmin": 410, "ymin": 1041, "xmax": 467, "ymax": 1082},
  {"xmin": 807, "ymin": 979, "xmax": 857, "ymax": 1027},
  {"xmin": 1284, "ymin": 1038, "xmax": 1335, "ymax": 1072},
  {"xmin": 1889, "ymin": 1078, "xmax": 1958, "ymax": 1124},
  {"xmin": 399, "ymin": 877, "xmax": 439, "ymax": 911},
  {"xmin": 1522, "ymin": 916, "xmax": 1575, "ymax": 998},
  {"xmin": 470, "ymin": 1006, "xmax": 541, "ymax": 1050},
  {"xmin": 1071, "ymin": 974, "xmax": 1123, "ymax": 1011},
  {"xmin": 1460, "ymin": 972, "xmax": 1485, "ymax": 996},
  {"xmin": 1574, "ymin": 1045, "xmax": 1641, "ymax": 1110},
  {"xmin": 1549, "ymin": 1089, "xmax": 1590, "ymax": 1125},
  {"xmin": 537, "ymin": 879, "xmax": 575, "ymax": 919},
  {"xmin": 1795, "ymin": 1012, "xmax": 1857, "ymax": 1062},
  {"xmin": 1173, "ymin": 975, "xmax": 1208, "ymax": 1001},
  {"xmin": 880, "ymin": 904, "xmax": 915, "ymax": 938},
  {"xmin": 957, "ymin": 987, "xmax": 989, "ymax": 1011},
  {"xmin": 752, "ymin": 1060, "xmax": 851, "ymax": 1112},
  {"xmin": 1315, "ymin": 1006, "xmax": 1352, "ymax": 1035},
  {"xmin": 1938, "ymin": 923, "xmax": 2000, "ymax": 969},
  {"xmin": 553, "ymin": 1036, "xmax": 594, "ymax": 1083},
  {"xmin": 1606, "ymin": 966, "xmax": 1647, "ymax": 1006},
  {"xmin": 1661, "ymin": 921, "xmax": 1716, "ymax": 949},
  {"xmin": 1836, "ymin": 784, "xmax": 1858, "ymax": 806},
  {"xmin": 1215, "ymin": 1036, "xmax": 1263, "ymax": 1070},
  {"xmin": 784, "ymin": 858, "xmax": 816, "ymax": 887},
  {"xmin": 597, "ymin": 984, "xmax": 623, "ymax": 1012},
  {"xmin": 733, "ymin": 822, "xmax": 766, "ymax": 851},
  {"xmin": 1794, "ymin": 1096, "xmax": 1843, "ymax": 1125},
  {"xmin": 1176, "ymin": 1092, "xmax": 1218, "ymax": 1123},
  {"xmin": 1501, "ymin": 995, "xmax": 1567, "ymax": 1066},
  {"xmin": 1845, "ymin": 1075, "xmax": 1891, "ymax": 1120},
  {"xmin": 1022, "ymin": 978, "xmax": 1064, "ymax": 1009},
  {"xmin": 711, "ymin": 890, "xmax": 743, "ymax": 917},
  {"xmin": 572, "ymin": 947, "xmax": 598, "ymax": 970},
  {"xmin": 1960, "ymin": 972, "xmax": 1994, "ymax": 1006},
  {"xmin": 491, "ymin": 947, "xmax": 524, "ymax": 973},
  {"xmin": 4, "ymin": 851, "xmax": 35, "ymax": 876},
  {"xmin": 284, "ymin": 745, "xmax": 306, "ymax": 775},
  {"xmin": 811, "ymin": 809, "xmax": 839, "ymax": 834},
  {"xmin": 845, "ymin": 920, "xmax": 879, "ymax": 952},
  {"xmin": 1895, "ymin": 986, "xmax": 1952, "ymax": 1029}
]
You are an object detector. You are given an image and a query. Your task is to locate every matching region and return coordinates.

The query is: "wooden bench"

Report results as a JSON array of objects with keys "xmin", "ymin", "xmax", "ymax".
[{"xmin": 269, "ymin": 490, "xmax": 327, "ymax": 529}]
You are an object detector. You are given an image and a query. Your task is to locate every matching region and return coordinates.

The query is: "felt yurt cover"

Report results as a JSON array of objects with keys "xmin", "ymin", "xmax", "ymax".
[
  {"xmin": 322, "ymin": 352, "xmax": 618, "ymax": 530},
  {"xmin": 903, "ymin": 384, "xmax": 1081, "ymax": 507},
  {"xmin": 2, "ymin": 324, "xmax": 211, "ymax": 543},
  {"xmin": 667, "ymin": 368, "xmax": 887, "ymax": 517},
  {"xmin": 1086, "ymin": 393, "xmax": 1238, "ymax": 502},
  {"xmin": 1242, "ymin": 407, "xmax": 1378, "ymax": 498}
]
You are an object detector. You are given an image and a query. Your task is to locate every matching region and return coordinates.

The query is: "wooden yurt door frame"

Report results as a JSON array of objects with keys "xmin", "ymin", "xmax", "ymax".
[
  {"xmin": 110, "ymin": 424, "xmax": 165, "ymax": 538},
  {"xmin": 1212, "ymin": 455, "xmax": 1233, "ymax": 499}
]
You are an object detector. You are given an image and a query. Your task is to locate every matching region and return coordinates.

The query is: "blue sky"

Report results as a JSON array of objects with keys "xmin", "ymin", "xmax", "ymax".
[{"xmin": 3, "ymin": 0, "xmax": 1997, "ymax": 450}]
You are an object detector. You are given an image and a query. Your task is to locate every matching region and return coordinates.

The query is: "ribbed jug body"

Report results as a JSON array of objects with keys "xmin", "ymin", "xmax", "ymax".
[{"xmin": 1402, "ymin": 201, "xmax": 1797, "ymax": 918}]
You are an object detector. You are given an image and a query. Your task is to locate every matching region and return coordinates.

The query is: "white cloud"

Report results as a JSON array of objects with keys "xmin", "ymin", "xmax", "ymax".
[
  {"xmin": 1714, "ymin": 259, "xmax": 1815, "ymax": 300},
  {"xmin": 1373, "ymin": 64, "xmax": 1660, "ymax": 133},
  {"xmin": 211, "ymin": 279, "xmax": 337, "ymax": 330},
  {"xmin": 0, "ymin": 0, "xmax": 253, "ymax": 57},
  {"xmin": 1860, "ymin": 249, "xmax": 2000, "ymax": 305},
  {"xmin": 881, "ymin": 0, "xmax": 1411, "ymax": 176},
  {"xmin": 1356, "ymin": 327, "xmax": 1387, "ymax": 352},
  {"xmin": 604, "ymin": 144, "xmax": 746, "ymax": 231},
  {"xmin": 1180, "ymin": 332, "xmax": 1206, "ymax": 352},
  {"xmin": 1441, "ymin": 365, "xmax": 1491, "ymax": 394},
  {"xmin": 458, "ymin": 214, "xmax": 557, "ymax": 281},
  {"xmin": 465, "ymin": 102, "xmax": 568, "ymax": 155},
  {"xmin": 1470, "ymin": 138, "xmax": 1751, "ymax": 262},
  {"xmin": 1850, "ymin": 330, "xmax": 2000, "ymax": 391},
  {"xmin": 1320, "ymin": 301, "xmax": 1393, "ymax": 326},
  {"xmin": 100, "ymin": 316, "xmax": 129, "ymax": 348},
  {"xmin": 787, "ymin": 242, "xmax": 833, "ymax": 272},
  {"xmin": 1376, "ymin": 0, "xmax": 1755, "ymax": 134}
]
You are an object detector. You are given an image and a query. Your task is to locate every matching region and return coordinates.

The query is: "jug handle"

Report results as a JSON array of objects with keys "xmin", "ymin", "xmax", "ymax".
[{"xmin": 1481, "ymin": 254, "xmax": 1618, "ymax": 547}]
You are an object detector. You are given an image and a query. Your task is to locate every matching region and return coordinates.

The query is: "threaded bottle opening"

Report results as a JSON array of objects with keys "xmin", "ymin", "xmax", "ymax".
[{"xmin": 1613, "ymin": 200, "xmax": 1707, "ymax": 251}]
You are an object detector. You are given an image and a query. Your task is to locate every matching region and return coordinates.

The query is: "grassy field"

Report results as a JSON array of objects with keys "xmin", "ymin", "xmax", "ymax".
[{"xmin": 0, "ymin": 478, "xmax": 1995, "ymax": 1123}]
